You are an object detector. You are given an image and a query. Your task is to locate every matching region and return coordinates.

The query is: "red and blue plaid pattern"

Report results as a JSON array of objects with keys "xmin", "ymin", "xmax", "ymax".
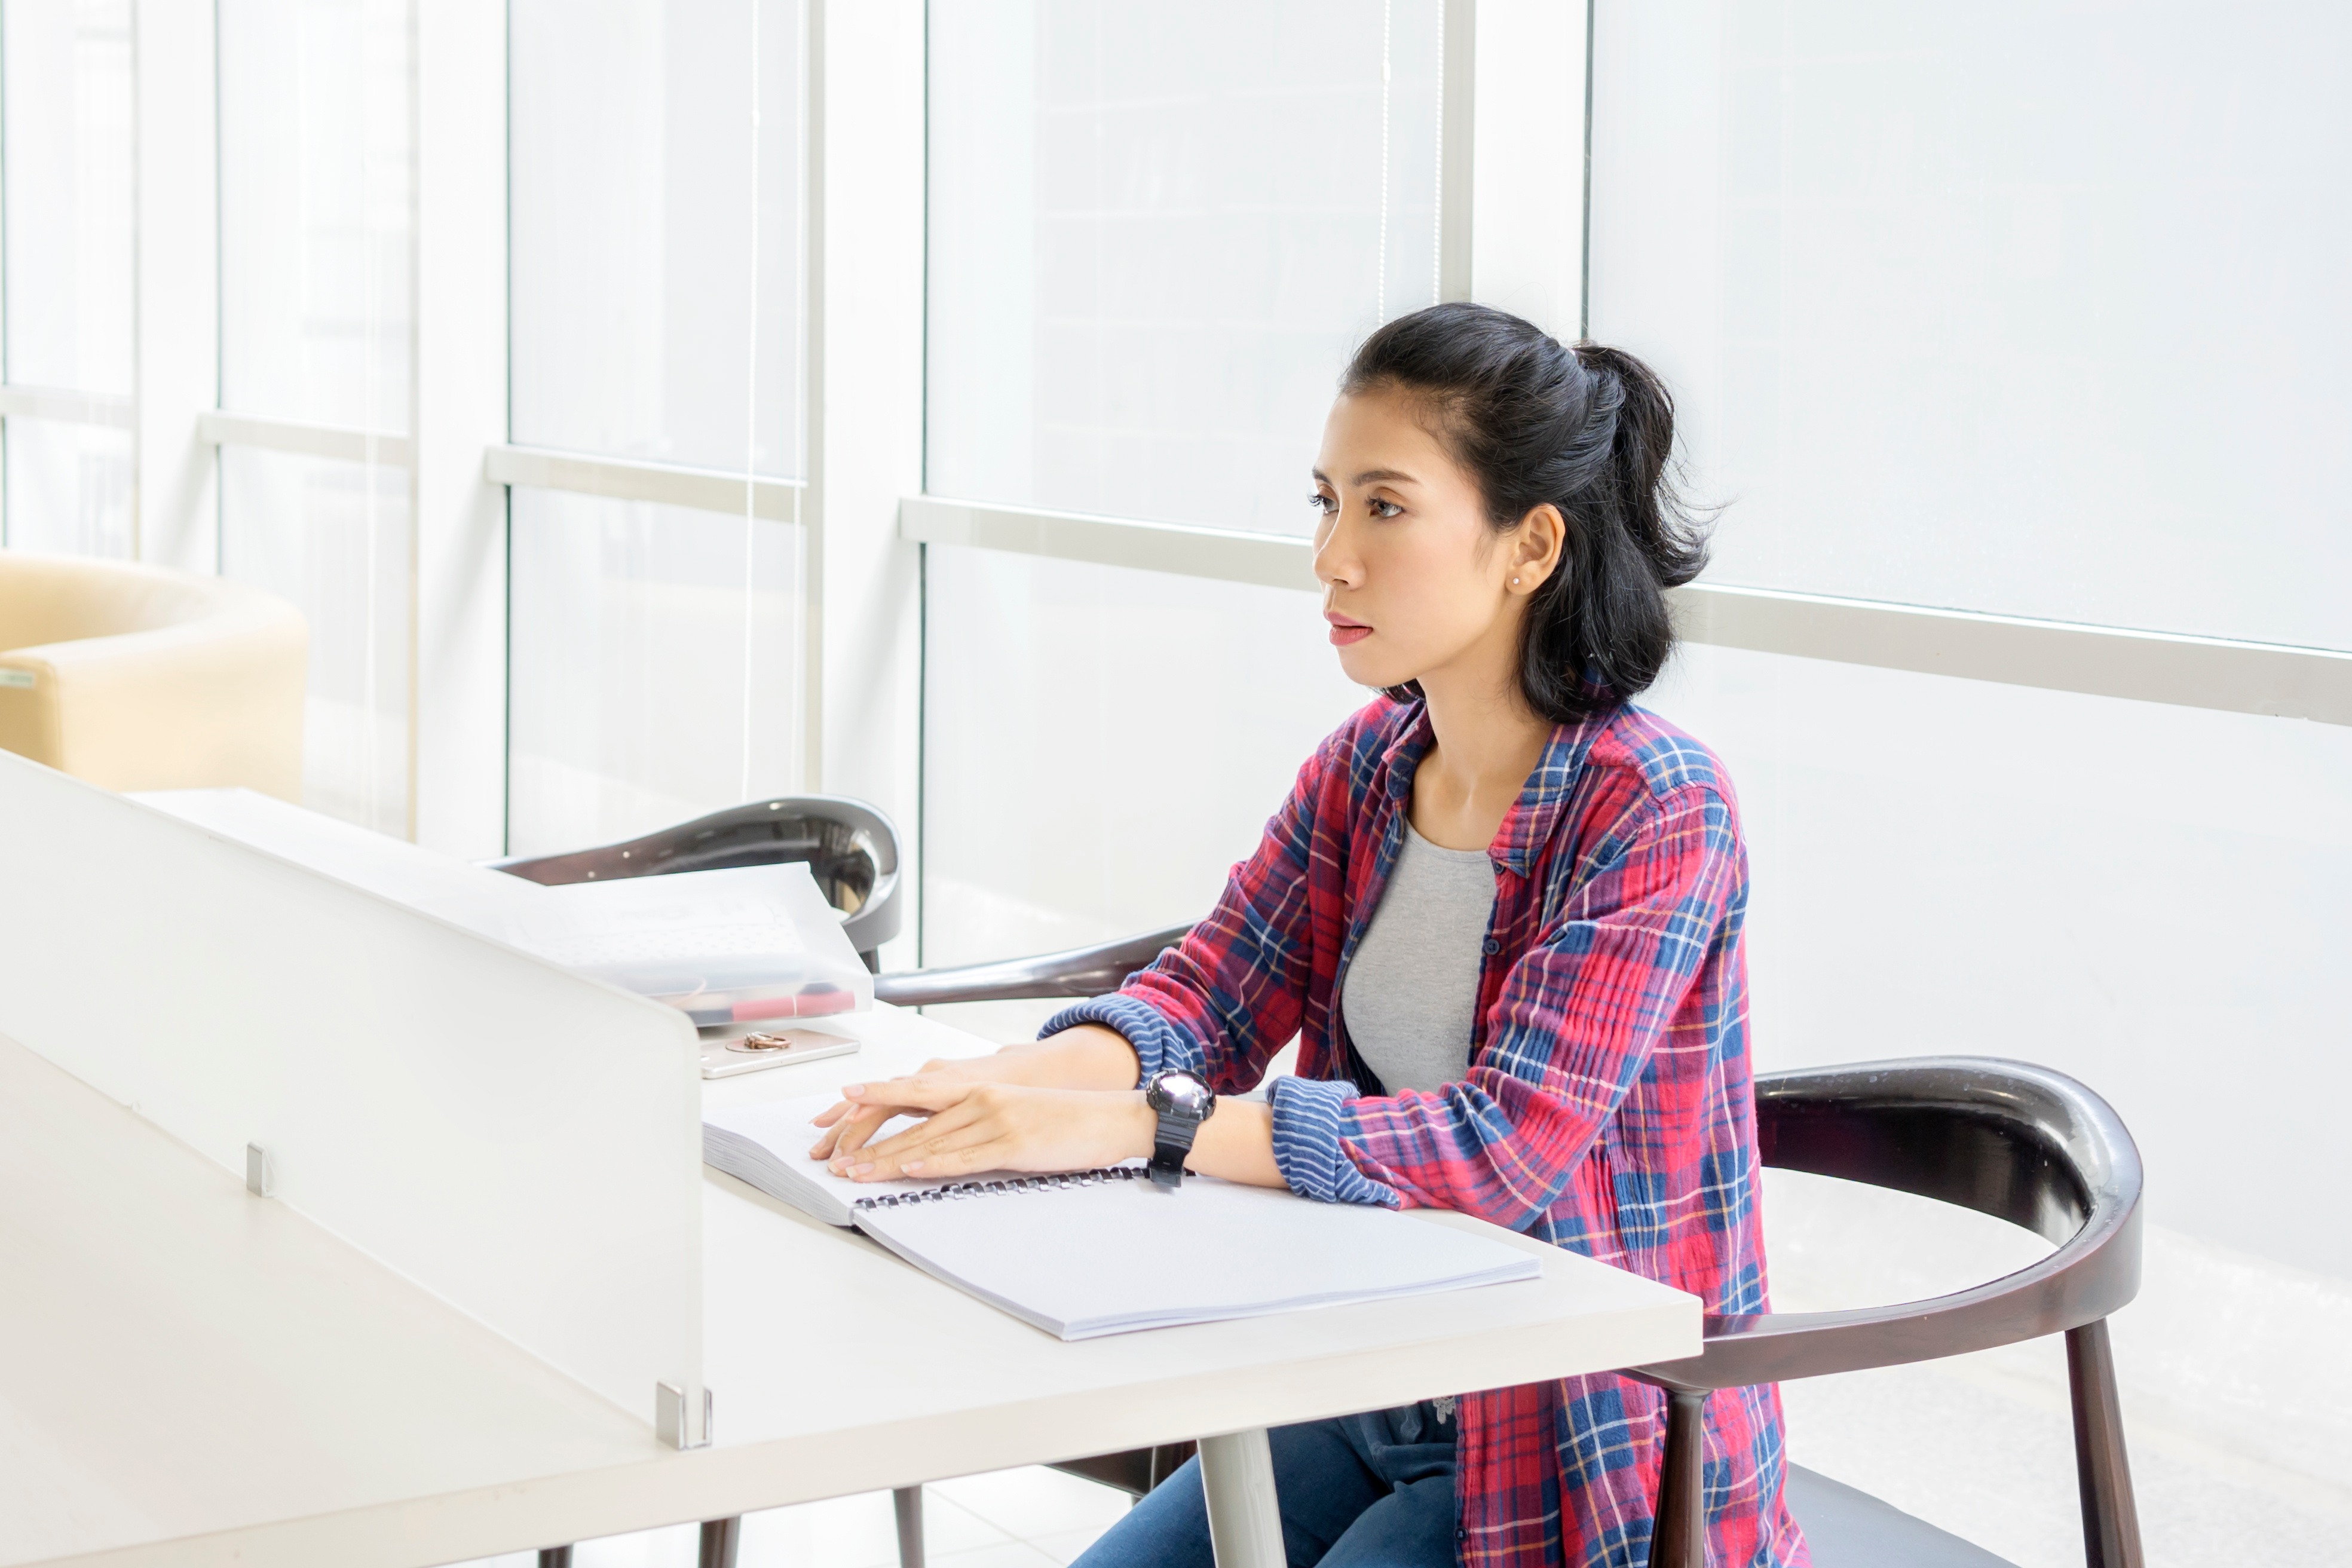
[{"xmin": 1048, "ymin": 696, "xmax": 1807, "ymax": 1568}]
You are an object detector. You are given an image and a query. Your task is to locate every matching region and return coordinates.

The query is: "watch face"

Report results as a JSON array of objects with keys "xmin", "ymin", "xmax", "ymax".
[{"xmin": 1151, "ymin": 1070, "xmax": 1214, "ymax": 1118}]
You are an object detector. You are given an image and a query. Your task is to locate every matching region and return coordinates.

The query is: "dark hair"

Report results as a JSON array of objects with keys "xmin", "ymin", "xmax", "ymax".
[{"xmin": 1340, "ymin": 302, "xmax": 1708, "ymax": 722}]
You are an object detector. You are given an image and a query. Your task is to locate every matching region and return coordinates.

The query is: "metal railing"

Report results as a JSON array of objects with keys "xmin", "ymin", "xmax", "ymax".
[{"xmin": 898, "ymin": 494, "xmax": 2352, "ymax": 727}]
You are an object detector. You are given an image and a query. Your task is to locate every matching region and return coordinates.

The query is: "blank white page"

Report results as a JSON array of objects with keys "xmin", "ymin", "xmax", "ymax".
[{"xmin": 855, "ymin": 1178, "xmax": 1540, "ymax": 1340}]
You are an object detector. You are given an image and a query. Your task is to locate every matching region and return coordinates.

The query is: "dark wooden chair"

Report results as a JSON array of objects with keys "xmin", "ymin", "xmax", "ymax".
[
  {"xmin": 1634, "ymin": 1056, "xmax": 2146, "ymax": 1568},
  {"xmin": 491, "ymin": 793, "xmax": 905, "ymax": 967},
  {"xmin": 880, "ymin": 936, "xmax": 2150, "ymax": 1568}
]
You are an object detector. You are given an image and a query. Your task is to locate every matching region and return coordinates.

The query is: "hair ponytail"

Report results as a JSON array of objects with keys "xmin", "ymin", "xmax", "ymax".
[{"xmin": 1340, "ymin": 304, "xmax": 1708, "ymax": 722}]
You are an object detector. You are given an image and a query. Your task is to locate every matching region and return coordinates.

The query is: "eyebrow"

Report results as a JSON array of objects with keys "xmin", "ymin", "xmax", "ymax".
[{"xmin": 1310, "ymin": 467, "xmax": 1421, "ymax": 488}]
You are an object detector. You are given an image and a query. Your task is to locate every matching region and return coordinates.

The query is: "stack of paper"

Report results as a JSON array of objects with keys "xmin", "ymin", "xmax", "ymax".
[{"xmin": 704, "ymin": 1094, "xmax": 1541, "ymax": 1341}]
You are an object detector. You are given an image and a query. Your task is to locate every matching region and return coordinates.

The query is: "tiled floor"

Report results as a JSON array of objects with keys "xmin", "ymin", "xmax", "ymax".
[{"xmin": 457, "ymin": 1463, "xmax": 1133, "ymax": 1568}]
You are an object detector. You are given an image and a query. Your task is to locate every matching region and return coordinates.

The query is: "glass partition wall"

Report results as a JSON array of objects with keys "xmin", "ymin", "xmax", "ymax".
[
  {"xmin": 217, "ymin": 0, "xmax": 416, "ymax": 836},
  {"xmin": 6, "ymin": 0, "xmax": 815, "ymax": 850},
  {"xmin": 920, "ymin": 0, "xmax": 1442, "ymax": 1031},
  {"xmin": 0, "ymin": 0, "xmax": 136, "ymax": 558},
  {"xmin": 1588, "ymin": 1, "xmax": 2352, "ymax": 650},
  {"xmin": 505, "ymin": 0, "xmax": 810, "ymax": 858},
  {"xmin": 927, "ymin": 0, "xmax": 1442, "ymax": 535}
]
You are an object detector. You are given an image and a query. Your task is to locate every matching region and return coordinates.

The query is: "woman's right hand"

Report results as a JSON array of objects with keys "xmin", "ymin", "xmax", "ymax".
[
  {"xmin": 804, "ymin": 1025, "xmax": 1143, "ymax": 1165},
  {"xmin": 806, "ymin": 1051, "xmax": 1056, "ymax": 1163}
]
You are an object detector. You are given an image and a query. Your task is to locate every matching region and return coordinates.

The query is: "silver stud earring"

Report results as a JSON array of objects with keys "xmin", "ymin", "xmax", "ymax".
[{"xmin": 1511, "ymin": 577, "xmax": 1521, "ymax": 586}]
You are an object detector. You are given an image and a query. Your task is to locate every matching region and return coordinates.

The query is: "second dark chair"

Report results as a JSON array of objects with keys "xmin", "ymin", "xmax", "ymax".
[{"xmin": 877, "ymin": 932, "xmax": 2149, "ymax": 1568}]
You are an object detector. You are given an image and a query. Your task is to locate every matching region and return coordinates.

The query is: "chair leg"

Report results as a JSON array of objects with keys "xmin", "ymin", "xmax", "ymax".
[
  {"xmin": 893, "ymin": 1486, "xmax": 925, "ymax": 1568},
  {"xmin": 698, "ymin": 1515, "xmax": 741, "ymax": 1568},
  {"xmin": 537, "ymin": 1550, "xmax": 572, "ymax": 1568},
  {"xmin": 2065, "ymin": 1319, "xmax": 2146, "ymax": 1568},
  {"xmin": 1649, "ymin": 1386, "xmax": 1707, "ymax": 1568}
]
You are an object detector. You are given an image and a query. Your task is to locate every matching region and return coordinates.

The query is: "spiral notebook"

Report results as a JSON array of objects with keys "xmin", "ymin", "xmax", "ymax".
[{"xmin": 703, "ymin": 1094, "xmax": 1541, "ymax": 1340}]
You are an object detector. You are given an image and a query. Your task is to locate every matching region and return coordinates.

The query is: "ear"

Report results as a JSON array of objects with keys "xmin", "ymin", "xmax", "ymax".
[{"xmin": 1509, "ymin": 504, "xmax": 1566, "ymax": 592}]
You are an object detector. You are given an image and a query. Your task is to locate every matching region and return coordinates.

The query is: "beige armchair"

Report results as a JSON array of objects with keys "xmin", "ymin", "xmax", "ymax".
[{"xmin": 0, "ymin": 550, "xmax": 306, "ymax": 800}]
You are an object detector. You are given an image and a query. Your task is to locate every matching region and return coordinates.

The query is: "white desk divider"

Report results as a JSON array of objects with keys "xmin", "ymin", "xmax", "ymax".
[{"xmin": 0, "ymin": 752, "xmax": 706, "ymax": 1443}]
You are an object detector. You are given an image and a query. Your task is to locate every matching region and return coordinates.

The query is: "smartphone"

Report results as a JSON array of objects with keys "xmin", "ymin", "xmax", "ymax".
[{"xmin": 697, "ymin": 1024, "xmax": 861, "ymax": 1080}]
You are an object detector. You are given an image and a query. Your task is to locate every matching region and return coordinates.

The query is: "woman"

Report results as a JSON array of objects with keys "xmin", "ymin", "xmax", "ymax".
[{"xmin": 814, "ymin": 302, "xmax": 1805, "ymax": 1568}]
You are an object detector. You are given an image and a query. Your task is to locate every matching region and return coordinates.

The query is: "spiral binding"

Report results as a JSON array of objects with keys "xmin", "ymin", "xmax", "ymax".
[{"xmin": 852, "ymin": 1165, "xmax": 1148, "ymax": 1212}]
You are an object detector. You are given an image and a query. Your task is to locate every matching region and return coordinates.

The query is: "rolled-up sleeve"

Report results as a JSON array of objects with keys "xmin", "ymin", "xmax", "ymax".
[
  {"xmin": 1268, "ymin": 1076, "xmax": 1399, "ymax": 1206},
  {"xmin": 1039, "ymin": 992, "xmax": 1202, "ymax": 1081}
]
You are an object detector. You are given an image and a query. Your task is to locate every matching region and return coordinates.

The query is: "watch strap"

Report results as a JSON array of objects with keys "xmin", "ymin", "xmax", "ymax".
[{"xmin": 1148, "ymin": 1113, "xmax": 1201, "ymax": 1189}]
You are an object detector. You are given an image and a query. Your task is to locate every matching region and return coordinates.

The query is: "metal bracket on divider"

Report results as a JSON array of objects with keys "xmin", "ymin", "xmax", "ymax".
[
  {"xmin": 245, "ymin": 1144, "xmax": 275, "ymax": 1198},
  {"xmin": 656, "ymin": 1382, "xmax": 713, "ymax": 1450}
]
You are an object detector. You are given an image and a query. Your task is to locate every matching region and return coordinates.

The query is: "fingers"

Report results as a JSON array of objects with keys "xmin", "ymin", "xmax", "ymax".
[
  {"xmin": 809, "ymin": 1076, "xmax": 967, "ymax": 1161},
  {"xmin": 810, "ymin": 1076, "xmax": 1064, "ymax": 1177},
  {"xmin": 843, "ymin": 1074, "xmax": 981, "ymax": 1114},
  {"xmin": 842, "ymin": 1091, "xmax": 988, "ymax": 1175},
  {"xmin": 813, "ymin": 1101, "xmax": 901, "ymax": 1160},
  {"xmin": 896, "ymin": 1136, "xmax": 1015, "ymax": 1179}
]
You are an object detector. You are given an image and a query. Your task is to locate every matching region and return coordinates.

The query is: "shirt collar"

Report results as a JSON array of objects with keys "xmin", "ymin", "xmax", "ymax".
[{"xmin": 1379, "ymin": 699, "xmax": 1615, "ymax": 878}]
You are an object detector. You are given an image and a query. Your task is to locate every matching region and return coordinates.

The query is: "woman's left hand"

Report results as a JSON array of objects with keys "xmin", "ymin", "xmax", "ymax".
[{"xmin": 827, "ymin": 1075, "xmax": 1156, "ymax": 1181}]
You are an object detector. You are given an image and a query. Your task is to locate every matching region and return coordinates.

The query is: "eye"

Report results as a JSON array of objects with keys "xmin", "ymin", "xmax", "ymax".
[
  {"xmin": 1307, "ymin": 492, "xmax": 1337, "ymax": 515},
  {"xmin": 1368, "ymin": 498, "xmax": 1403, "ymax": 519}
]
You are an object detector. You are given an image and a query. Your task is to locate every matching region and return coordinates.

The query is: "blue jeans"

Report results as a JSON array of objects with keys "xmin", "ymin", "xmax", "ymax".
[{"xmin": 1073, "ymin": 1402, "xmax": 1459, "ymax": 1568}]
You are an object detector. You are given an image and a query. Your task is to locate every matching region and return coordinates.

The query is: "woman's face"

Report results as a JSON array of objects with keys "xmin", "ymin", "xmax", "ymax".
[{"xmin": 1311, "ymin": 386, "xmax": 1546, "ymax": 693}]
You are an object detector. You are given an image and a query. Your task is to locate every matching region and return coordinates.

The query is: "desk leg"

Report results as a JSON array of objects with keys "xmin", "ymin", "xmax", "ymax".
[
  {"xmin": 1198, "ymin": 1429, "xmax": 1285, "ymax": 1568},
  {"xmin": 893, "ymin": 1486, "xmax": 926, "ymax": 1568},
  {"xmin": 697, "ymin": 1515, "xmax": 740, "ymax": 1568}
]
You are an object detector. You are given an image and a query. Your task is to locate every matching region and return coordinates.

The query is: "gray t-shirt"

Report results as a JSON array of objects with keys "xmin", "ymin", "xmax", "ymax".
[{"xmin": 1339, "ymin": 821, "xmax": 1497, "ymax": 1095}]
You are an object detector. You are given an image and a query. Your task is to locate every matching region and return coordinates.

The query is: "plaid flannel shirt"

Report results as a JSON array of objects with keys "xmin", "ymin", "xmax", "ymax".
[{"xmin": 1045, "ymin": 695, "xmax": 1807, "ymax": 1568}]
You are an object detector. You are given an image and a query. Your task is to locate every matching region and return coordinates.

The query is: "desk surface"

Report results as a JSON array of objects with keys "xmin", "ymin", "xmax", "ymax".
[{"xmin": 4, "ymin": 1007, "xmax": 1697, "ymax": 1568}]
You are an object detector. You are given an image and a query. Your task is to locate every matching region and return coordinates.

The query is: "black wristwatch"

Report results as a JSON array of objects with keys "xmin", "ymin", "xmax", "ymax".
[{"xmin": 1142, "ymin": 1069, "xmax": 1216, "ymax": 1190}]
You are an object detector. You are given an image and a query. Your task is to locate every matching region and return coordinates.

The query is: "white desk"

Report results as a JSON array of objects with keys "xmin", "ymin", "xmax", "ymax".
[{"xmin": 3, "ymin": 1005, "xmax": 1698, "ymax": 1568}]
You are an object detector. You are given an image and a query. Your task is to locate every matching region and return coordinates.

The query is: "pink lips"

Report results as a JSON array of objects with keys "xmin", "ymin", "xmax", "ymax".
[{"xmin": 1325, "ymin": 612, "xmax": 1371, "ymax": 647}]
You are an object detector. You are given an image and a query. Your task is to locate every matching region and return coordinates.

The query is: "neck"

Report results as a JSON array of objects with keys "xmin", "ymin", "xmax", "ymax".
[{"xmin": 1408, "ymin": 657, "xmax": 1554, "ymax": 852}]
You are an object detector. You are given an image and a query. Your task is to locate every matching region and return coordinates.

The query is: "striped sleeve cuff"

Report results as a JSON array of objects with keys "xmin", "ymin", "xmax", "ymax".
[
  {"xmin": 1267, "ymin": 1076, "xmax": 1399, "ymax": 1208},
  {"xmin": 1040, "ymin": 994, "xmax": 1202, "ymax": 1085}
]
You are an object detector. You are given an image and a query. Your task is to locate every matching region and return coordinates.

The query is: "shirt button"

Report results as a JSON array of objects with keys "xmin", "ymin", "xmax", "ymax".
[{"xmin": 1481, "ymin": 939, "xmax": 1500, "ymax": 955}]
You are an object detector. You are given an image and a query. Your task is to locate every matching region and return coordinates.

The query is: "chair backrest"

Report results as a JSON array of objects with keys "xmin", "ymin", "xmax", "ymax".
[
  {"xmin": 1645, "ymin": 1056, "xmax": 2142, "ymax": 1391},
  {"xmin": 872, "ymin": 923, "xmax": 1192, "ymax": 1007},
  {"xmin": 491, "ymin": 796, "xmax": 902, "ymax": 962},
  {"xmin": 1643, "ymin": 1062, "xmax": 2149, "ymax": 1568},
  {"xmin": 1759, "ymin": 1056, "xmax": 2135, "ymax": 1251}
]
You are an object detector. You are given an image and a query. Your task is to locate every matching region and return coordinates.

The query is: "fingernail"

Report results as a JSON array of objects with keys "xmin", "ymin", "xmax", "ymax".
[
  {"xmin": 902, "ymin": 1160, "xmax": 925, "ymax": 1174},
  {"xmin": 843, "ymin": 1083, "xmax": 867, "ymax": 1095},
  {"xmin": 849, "ymin": 1162, "xmax": 875, "ymax": 1177}
]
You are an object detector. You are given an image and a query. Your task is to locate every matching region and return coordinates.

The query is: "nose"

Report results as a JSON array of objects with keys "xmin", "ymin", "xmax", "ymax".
[{"xmin": 1312, "ymin": 509, "xmax": 1361, "ymax": 590}]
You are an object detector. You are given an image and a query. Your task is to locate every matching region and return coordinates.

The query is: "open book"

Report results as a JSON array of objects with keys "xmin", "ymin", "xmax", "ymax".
[{"xmin": 704, "ymin": 1094, "xmax": 1541, "ymax": 1340}]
